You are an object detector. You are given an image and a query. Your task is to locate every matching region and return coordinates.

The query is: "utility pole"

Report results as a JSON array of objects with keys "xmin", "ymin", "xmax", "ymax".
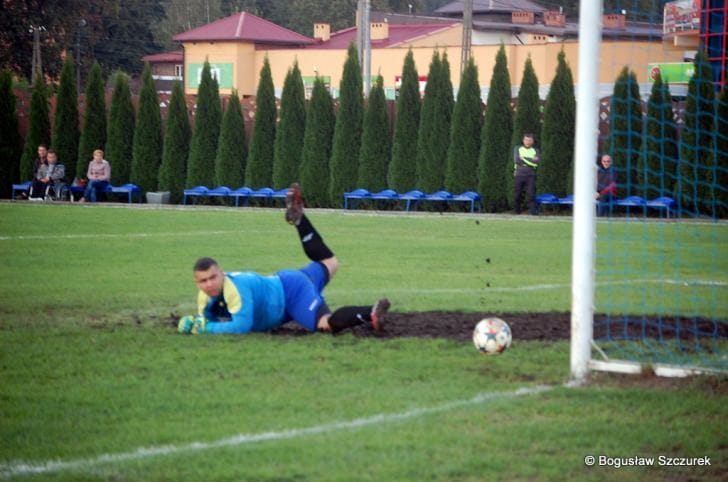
[
  {"xmin": 76, "ymin": 19, "xmax": 86, "ymax": 94},
  {"xmin": 460, "ymin": 0, "xmax": 473, "ymax": 76},
  {"xmin": 357, "ymin": 0, "xmax": 371, "ymax": 96},
  {"xmin": 30, "ymin": 24, "xmax": 46, "ymax": 80}
]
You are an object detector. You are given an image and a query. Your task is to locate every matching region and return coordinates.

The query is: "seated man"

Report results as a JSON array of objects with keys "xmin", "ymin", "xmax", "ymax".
[
  {"xmin": 29, "ymin": 149, "xmax": 66, "ymax": 200},
  {"xmin": 596, "ymin": 154, "xmax": 617, "ymax": 217},
  {"xmin": 179, "ymin": 183, "xmax": 390, "ymax": 335}
]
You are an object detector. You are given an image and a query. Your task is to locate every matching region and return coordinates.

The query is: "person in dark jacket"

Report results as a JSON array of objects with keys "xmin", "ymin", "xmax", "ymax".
[
  {"xmin": 596, "ymin": 154, "xmax": 617, "ymax": 217},
  {"xmin": 29, "ymin": 149, "xmax": 66, "ymax": 200}
]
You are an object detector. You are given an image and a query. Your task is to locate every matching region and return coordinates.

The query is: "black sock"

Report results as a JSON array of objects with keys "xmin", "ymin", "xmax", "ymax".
[
  {"xmin": 328, "ymin": 305, "xmax": 372, "ymax": 334},
  {"xmin": 296, "ymin": 214, "xmax": 334, "ymax": 262}
]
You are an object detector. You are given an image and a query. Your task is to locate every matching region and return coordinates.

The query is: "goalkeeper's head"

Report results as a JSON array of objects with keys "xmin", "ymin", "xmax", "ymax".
[{"xmin": 193, "ymin": 257, "xmax": 224, "ymax": 297}]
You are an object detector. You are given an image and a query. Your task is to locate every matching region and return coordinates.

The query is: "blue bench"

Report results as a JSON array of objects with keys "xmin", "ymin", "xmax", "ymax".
[
  {"xmin": 183, "ymin": 186, "xmax": 288, "ymax": 206},
  {"xmin": 645, "ymin": 196, "xmax": 676, "ymax": 218},
  {"xmin": 343, "ymin": 189, "xmax": 482, "ymax": 213},
  {"xmin": 414, "ymin": 190, "xmax": 482, "ymax": 213},
  {"xmin": 11, "ymin": 181, "xmax": 32, "ymax": 199},
  {"xmin": 399, "ymin": 190, "xmax": 426, "ymax": 211},
  {"xmin": 450, "ymin": 191, "xmax": 483, "ymax": 213},
  {"xmin": 536, "ymin": 194, "xmax": 574, "ymax": 206},
  {"xmin": 537, "ymin": 193, "xmax": 677, "ymax": 218},
  {"xmin": 12, "ymin": 181, "xmax": 141, "ymax": 203},
  {"xmin": 615, "ymin": 195, "xmax": 676, "ymax": 218},
  {"xmin": 69, "ymin": 183, "xmax": 142, "ymax": 203},
  {"xmin": 343, "ymin": 189, "xmax": 371, "ymax": 209}
]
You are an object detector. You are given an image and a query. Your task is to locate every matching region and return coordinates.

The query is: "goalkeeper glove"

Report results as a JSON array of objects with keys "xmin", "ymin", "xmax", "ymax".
[{"xmin": 178, "ymin": 315, "xmax": 207, "ymax": 334}]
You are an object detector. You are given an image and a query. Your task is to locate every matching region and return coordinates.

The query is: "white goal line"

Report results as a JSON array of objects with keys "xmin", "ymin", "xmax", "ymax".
[
  {"xmin": 0, "ymin": 385, "xmax": 553, "ymax": 479},
  {"xmin": 331, "ymin": 278, "xmax": 728, "ymax": 295}
]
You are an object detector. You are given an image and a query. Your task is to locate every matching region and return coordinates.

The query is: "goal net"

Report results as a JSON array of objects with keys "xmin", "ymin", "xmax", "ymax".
[{"xmin": 571, "ymin": 0, "xmax": 727, "ymax": 379}]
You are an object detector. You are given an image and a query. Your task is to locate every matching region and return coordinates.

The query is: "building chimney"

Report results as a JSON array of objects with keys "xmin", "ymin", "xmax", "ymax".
[
  {"xmin": 603, "ymin": 14, "xmax": 626, "ymax": 30},
  {"xmin": 544, "ymin": 10, "xmax": 566, "ymax": 28},
  {"xmin": 512, "ymin": 11, "xmax": 535, "ymax": 25},
  {"xmin": 313, "ymin": 23, "xmax": 330, "ymax": 42},
  {"xmin": 370, "ymin": 21, "xmax": 389, "ymax": 41}
]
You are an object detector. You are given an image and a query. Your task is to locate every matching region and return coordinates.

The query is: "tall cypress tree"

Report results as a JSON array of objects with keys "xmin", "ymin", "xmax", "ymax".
[
  {"xmin": 300, "ymin": 77, "xmax": 335, "ymax": 208},
  {"xmin": 357, "ymin": 75, "xmax": 391, "ymax": 191},
  {"xmin": 416, "ymin": 50, "xmax": 453, "ymax": 193},
  {"xmin": 130, "ymin": 62, "xmax": 163, "ymax": 193},
  {"xmin": 479, "ymin": 45, "xmax": 512, "ymax": 211},
  {"xmin": 511, "ymin": 57, "xmax": 542, "ymax": 149},
  {"xmin": 272, "ymin": 61, "xmax": 305, "ymax": 189},
  {"xmin": 389, "ymin": 49, "xmax": 421, "ymax": 192},
  {"xmin": 53, "ymin": 54, "xmax": 79, "ymax": 174},
  {"xmin": 715, "ymin": 88, "xmax": 728, "ymax": 219},
  {"xmin": 19, "ymin": 72, "xmax": 51, "ymax": 181},
  {"xmin": 106, "ymin": 71, "xmax": 135, "ymax": 184},
  {"xmin": 246, "ymin": 56, "xmax": 276, "ymax": 188},
  {"xmin": 509, "ymin": 56, "xmax": 541, "ymax": 204},
  {"xmin": 643, "ymin": 73, "xmax": 678, "ymax": 199},
  {"xmin": 416, "ymin": 51, "xmax": 441, "ymax": 192},
  {"xmin": 215, "ymin": 90, "xmax": 246, "ymax": 189},
  {"xmin": 158, "ymin": 81, "xmax": 191, "ymax": 203},
  {"xmin": 445, "ymin": 56, "xmax": 482, "ymax": 194},
  {"xmin": 0, "ymin": 69, "xmax": 22, "ymax": 196},
  {"xmin": 186, "ymin": 61, "xmax": 221, "ymax": 188},
  {"xmin": 607, "ymin": 66, "xmax": 642, "ymax": 198},
  {"xmin": 540, "ymin": 49, "xmax": 576, "ymax": 198},
  {"xmin": 678, "ymin": 48, "xmax": 715, "ymax": 216},
  {"xmin": 77, "ymin": 62, "xmax": 107, "ymax": 179},
  {"xmin": 329, "ymin": 43, "xmax": 363, "ymax": 205}
]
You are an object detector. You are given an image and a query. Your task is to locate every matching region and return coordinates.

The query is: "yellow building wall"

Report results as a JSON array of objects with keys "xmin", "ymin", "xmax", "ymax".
[
  {"xmin": 405, "ymin": 24, "xmax": 462, "ymax": 48},
  {"xmin": 183, "ymin": 41, "xmax": 256, "ymax": 95},
  {"xmin": 473, "ymin": 41, "xmax": 683, "ymax": 87},
  {"xmin": 184, "ymin": 35, "xmax": 685, "ymax": 97}
]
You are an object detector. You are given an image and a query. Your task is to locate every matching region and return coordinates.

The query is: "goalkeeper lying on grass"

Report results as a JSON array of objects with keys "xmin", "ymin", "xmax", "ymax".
[{"xmin": 179, "ymin": 183, "xmax": 390, "ymax": 335}]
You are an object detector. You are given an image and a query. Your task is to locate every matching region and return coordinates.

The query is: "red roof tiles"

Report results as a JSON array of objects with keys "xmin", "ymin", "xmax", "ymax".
[{"xmin": 173, "ymin": 12, "xmax": 314, "ymax": 45}]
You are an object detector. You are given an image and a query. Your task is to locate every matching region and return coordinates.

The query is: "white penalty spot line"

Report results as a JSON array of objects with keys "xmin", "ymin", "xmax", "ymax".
[{"xmin": 0, "ymin": 385, "xmax": 553, "ymax": 478}]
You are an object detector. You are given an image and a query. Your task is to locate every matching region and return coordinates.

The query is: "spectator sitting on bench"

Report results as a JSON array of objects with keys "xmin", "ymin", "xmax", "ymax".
[
  {"xmin": 29, "ymin": 149, "xmax": 66, "ymax": 200},
  {"xmin": 16, "ymin": 144, "xmax": 48, "ymax": 200},
  {"xmin": 79, "ymin": 149, "xmax": 111, "ymax": 203},
  {"xmin": 596, "ymin": 154, "xmax": 617, "ymax": 217}
]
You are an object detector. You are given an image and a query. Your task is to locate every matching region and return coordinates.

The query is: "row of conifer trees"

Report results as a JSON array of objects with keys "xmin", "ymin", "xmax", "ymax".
[{"xmin": 0, "ymin": 45, "xmax": 725, "ymax": 215}]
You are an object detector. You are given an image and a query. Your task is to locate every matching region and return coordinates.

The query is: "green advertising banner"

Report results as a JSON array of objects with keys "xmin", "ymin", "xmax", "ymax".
[
  {"xmin": 301, "ymin": 76, "xmax": 332, "ymax": 99},
  {"xmin": 301, "ymin": 75, "xmax": 331, "ymax": 86},
  {"xmin": 647, "ymin": 62, "xmax": 695, "ymax": 83},
  {"xmin": 187, "ymin": 63, "xmax": 233, "ymax": 89}
]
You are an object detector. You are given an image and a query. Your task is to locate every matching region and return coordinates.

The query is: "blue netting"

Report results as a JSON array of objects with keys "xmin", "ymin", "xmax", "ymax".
[{"xmin": 592, "ymin": 0, "xmax": 727, "ymax": 371}]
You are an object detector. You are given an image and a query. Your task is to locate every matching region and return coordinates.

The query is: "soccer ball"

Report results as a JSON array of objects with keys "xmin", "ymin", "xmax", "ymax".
[{"xmin": 472, "ymin": 317, "xmax": 512, "ymax": 355}]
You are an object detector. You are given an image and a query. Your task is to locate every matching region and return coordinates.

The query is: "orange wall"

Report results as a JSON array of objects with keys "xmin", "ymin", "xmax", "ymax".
[
  {"xmin": 183, "ymin": 41, "xmax": 255, "ymax": 95},
  {"xmin": 182, "ymin": 36, "xmax": 684, "ymax": 97}
]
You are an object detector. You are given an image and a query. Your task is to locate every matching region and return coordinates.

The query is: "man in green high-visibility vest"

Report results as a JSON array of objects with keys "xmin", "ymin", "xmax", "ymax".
[{"xmin": 513, "ymin": 133, "xmax": 540, "ymax": 215}]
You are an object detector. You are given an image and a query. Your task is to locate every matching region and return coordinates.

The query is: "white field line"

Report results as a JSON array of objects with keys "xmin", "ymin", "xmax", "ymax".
[
  {"xmin": 0, "ymin": 227, "xmax": 724, "ymax": 292},
  {"xmin": 328, "ymin": 278, "xmax": 728, "ymax": 295},
  {"xmin": 0, "ymin": 385, "xmax": 553, "ymax": 479},
  {"xmin": 0, "ymin": 230, "xmax": 243, "ymax": 241}
]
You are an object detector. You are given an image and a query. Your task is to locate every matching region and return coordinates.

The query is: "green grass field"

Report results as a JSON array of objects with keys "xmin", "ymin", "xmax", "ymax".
[{"xmin": 0, "ymin": 203, "xmax": 726, "ymax": 481}]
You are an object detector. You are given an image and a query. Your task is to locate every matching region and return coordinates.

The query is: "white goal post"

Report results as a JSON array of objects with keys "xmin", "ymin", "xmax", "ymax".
[{"xmin": 570, "ymin": 0, "xmax": 603, "ymax": 383}]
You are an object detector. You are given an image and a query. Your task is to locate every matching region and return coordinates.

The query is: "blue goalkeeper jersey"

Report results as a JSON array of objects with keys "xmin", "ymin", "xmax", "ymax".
[{"xmin": 197, "ymin": 272, "xmax": 286, "ymax": 334}]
